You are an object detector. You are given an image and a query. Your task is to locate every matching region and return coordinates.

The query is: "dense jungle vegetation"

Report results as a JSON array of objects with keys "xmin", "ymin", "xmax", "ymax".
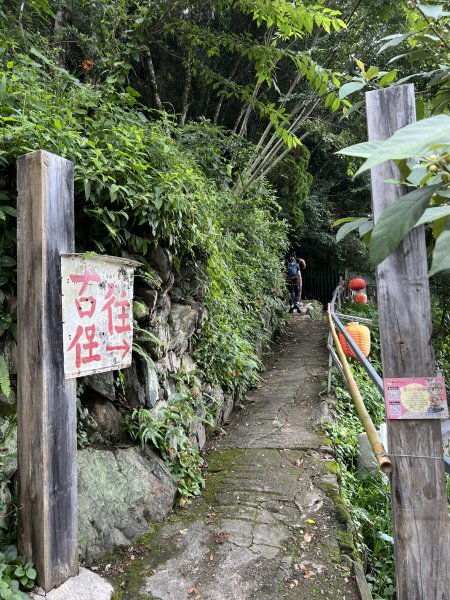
[{"xmin": 0, "ymin": 0, "xmax": 449, "ymax": 598}]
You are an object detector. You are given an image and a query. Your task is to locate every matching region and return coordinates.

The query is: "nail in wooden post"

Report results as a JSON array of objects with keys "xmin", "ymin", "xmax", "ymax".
[
  {"xmin": 366, "ymin": 84, "xmax": 450, "ymax": 600},
  {"xmin": 17, "ymin": 150, "xmax": 78, "ymax": 591}
]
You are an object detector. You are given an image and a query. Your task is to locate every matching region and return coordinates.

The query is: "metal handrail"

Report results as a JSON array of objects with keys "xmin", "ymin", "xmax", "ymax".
[
  {"xmin": 328, "ymin": 285, "xmax": 450, "ymax": 477},
  {"xmin": 327, "ymin": 303, "xmax": 392, "ymax": 475}
]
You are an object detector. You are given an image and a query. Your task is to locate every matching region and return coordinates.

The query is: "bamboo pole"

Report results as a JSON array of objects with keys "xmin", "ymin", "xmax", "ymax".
[{"xmin": 327, "ymin": 304, "xmax": 392, "ymax": 475}]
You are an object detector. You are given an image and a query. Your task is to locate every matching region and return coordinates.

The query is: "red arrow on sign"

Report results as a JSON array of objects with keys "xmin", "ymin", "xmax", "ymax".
[{"xmin": 106, "ymin": 339, "xmax": 131, "ymax": 358}]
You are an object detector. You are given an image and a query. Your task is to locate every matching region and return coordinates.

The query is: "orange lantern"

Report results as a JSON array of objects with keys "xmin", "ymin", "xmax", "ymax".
[
  {"xmin": 338, "ymin": 322, "xmax": 371, "ymax": 357},
  {"xmin": 349, "ymin": 277, "xmax": 366, "ymax": 291},
  {"xmin": 355, "ymin": 292, "xmax": 368, "ymax": 304}
]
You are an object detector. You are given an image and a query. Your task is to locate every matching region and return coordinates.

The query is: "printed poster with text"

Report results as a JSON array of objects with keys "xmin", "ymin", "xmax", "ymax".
[{"xmin": 384, "ymin": 377, "xmax": 448, "ymax": 420}]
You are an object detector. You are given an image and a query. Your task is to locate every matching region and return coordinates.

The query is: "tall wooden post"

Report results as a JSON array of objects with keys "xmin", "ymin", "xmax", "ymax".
[
  {"xmin": 366, "ymin": 85, "xmax": 450, "ymax": 600},
  {"xmin": 17, "ymin": 151, "xmax": 78, "ymax": 591}
]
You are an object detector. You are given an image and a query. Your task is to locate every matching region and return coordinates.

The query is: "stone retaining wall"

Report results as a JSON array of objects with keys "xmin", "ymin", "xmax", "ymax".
[{"xmin": 0, "ymin": 246, "xmax": 279, "ymax": 562}]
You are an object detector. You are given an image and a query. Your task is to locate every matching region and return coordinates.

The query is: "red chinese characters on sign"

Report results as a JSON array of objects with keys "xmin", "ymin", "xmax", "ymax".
[
  {"xmin": 102, "ymin": 284, "xmax": 131, "ymax": 335},
  {"xmin": 62, "ymin": 255, "xmax": 139, "ymax": 379}
]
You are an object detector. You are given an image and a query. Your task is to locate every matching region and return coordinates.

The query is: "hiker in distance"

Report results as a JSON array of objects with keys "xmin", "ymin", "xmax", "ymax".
[{"xmin": 287, "ymin": 255, "xmax": 306, "ymax": 313}]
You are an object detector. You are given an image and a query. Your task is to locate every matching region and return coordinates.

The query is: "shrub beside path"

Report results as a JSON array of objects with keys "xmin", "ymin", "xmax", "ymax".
[{"xmin": 102, "ymin": 315, "xmax": 361, "ymax": 600}]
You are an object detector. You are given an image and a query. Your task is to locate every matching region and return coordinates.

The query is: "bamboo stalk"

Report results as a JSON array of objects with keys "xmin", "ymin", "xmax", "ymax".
[{"xmin": 327, "ymin": 304, "xmax": 392, "ymax": 475}]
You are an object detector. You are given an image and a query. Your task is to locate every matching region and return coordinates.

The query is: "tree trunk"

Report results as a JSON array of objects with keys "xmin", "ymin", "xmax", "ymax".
[
  {"xmin": 144, "ymin": 49, "xmax": 163, "ymax": 111},
  {"xmin": 178, "ymin": 56, "xmax": 192, "ymax": 127}
]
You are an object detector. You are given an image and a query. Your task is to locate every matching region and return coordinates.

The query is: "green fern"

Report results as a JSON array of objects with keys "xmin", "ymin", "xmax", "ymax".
[
  {"xmin": 0, "ymin": 355, "xmax": 11, "ymax": 398},
  {"xmin": 134, "ymin": 324, "xmax": 166, "ymax": 348},
  {"xmin": 131, "ymin": 343, "xmax": 156, "ymax": 369}
]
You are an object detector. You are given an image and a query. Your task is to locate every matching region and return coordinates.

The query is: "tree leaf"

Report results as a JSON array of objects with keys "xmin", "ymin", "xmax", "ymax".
[
  {"xmin": 378, "ymin": 33, "xmax": 412, "ymax": 54},
  {"xmin": 359, "ymin": 219, "xmax": 373, "ymax": 237},
  {"xmin": 429, "ymin": 217, "xmax": 450, "ymax": 275},
  {"xmin": 336, "ymin": 141, "xmax": 381, "ymax": 158},
  {"xmin": 369, "ymin": 184, "xmax": 440, "ymax": 265},
  {"xmin": 29, "ymin": 47, "xmax": 51, "ymax": 65},
  {"xmin": 354, "ymin": 58, "xmax": 366, "ymax": 76},
  {"xmin": 340, "ymin": 100, "xmax": 365, "ymax": 120},
  {"xmin": 331, "ymin": 97, "xmax": 340, "ymax": 112},
  {"xmin": 325, "ymin": 92, "xmax": 335, "ymax": 108},
  {"xmin": 417, "ymin": 3, "xmax": 443, "ymax": 19},
  {"xmin": 379, "ymin": 70, "xmax": 397, "ymax": 87},
  {"xmin": 351, "ymin": 115, "xmax": 450, "ymax": 175},
  {"xmin": 0, "ymin": 75, "xmax": 6, "ymax": 103},
  {"xmin": 366, "ymin": 66, "xmax": 379, "ymax": 80},
  {"xmin": 338, "ymin": 80, "xmax": 366, "ymax": 100},
  {"xmin": 336, "ymin": 217, "xmax": 370, "ymax": 242},
  {"xmin": 415, "ymin": 98, "xmax": 425, "ymax": 121},
  {"xmin": 415, "ymin": 205, "xmax": 450, "ymax": 227},
  {"xmin": 333, "ymin": 217, "xmax": 359, "ymax": 227}
]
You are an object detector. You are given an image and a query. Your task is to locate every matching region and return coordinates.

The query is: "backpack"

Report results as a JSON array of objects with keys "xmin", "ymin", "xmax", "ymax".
[{"xmin": 287, "ymin": 263, "xmax": 298, "ymax": 279}]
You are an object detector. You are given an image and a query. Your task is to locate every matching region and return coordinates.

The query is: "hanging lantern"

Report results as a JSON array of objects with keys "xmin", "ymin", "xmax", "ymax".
[
  {"xmin": 338, "ymin": 322, "xmax": 371, "ymax": 357},
  {"xmin": 348, "ymin": 277, "xmax": 366, "ymax": 291},
  {"xmin": 355, "ymin": 292, "xmax": 368, "ymax": 304}
]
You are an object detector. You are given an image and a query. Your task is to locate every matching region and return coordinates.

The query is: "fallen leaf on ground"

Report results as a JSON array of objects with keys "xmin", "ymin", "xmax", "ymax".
[
  {"xmin": 304, "ymin": 532, "xmax": 314, "ymax": 543},
  {"xmin": 289, "ymin": 579, "xmax": 299, "ymax": 588},
  {"xmin": 179, "ymin": 528, "xmax": 188, "ymax": 535},
  {"xmin": 304, "ymin": 570, "xmax": 315, "ymax": 579},
  {"xmin": 215, "ymin": 529, "xmax": 230, "ymax": 544},
  {"xmin": 205, "ymin": 512, "xmax": 217, "ymax": 524},
  {"xmin": 187, "ymin": 587, "xmax": 199, "ymax": 594}
]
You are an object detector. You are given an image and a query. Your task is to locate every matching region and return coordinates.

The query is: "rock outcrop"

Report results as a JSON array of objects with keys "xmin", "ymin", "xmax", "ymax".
[{"xmin": 78, "ymin": 447, "xmax": 176, "ymax": 562}]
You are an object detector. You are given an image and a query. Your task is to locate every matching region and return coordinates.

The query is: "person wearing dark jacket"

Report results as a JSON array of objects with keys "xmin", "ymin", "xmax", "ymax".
[{"xmin": 287, "ymin": 255, "xmax": 306, "ymax": 313}]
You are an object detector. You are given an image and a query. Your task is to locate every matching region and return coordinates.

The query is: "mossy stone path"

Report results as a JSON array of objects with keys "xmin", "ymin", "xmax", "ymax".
[{"xmin": 102, "ymin": 316, "xmax": 360, "ymax": 600}]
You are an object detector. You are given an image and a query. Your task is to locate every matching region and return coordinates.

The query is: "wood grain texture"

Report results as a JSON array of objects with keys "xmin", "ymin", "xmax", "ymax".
[
  {"xmin": 366, "ymin": 85, "xmax": 450, "ymax": 600},
  {"xmin": 17, "ymin": 150, "xmax": 78, "ymax": 591}
]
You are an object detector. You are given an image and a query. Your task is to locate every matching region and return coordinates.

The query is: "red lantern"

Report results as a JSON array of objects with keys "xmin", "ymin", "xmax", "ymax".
[
  {"xmin": 349, "ymin": 277, "xmax": 366, "ymax": 291},
  {"xmin": 355, "ymin": 292, "xmax": 368, "ymax": 304},
  {"xmin": 338, "ymin": 322, "xmax": 371, "ymax": 357}
]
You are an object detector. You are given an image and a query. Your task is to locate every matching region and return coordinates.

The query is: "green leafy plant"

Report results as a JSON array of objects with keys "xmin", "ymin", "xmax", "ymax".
[
  {"xmin": 125, "ymin": 389, "xmax": 218, "ymax": 503},
  {"xmin": 76, "ymin": 380, "xmax": 97, "ymax": 448},
  {"xmin": 335, "ymin": 115, "xmax": 450, "ymax": 275},
  {"xmin": 376, "ymin": 1, "xmax": 450, "ymax": 114},
  {"xmin": 0, "ymin": 545, "xmax": 36, "ymax": 600},
  {"xmin": 0, "ymin": 357, "xmax": 11, "ymax": 399}
]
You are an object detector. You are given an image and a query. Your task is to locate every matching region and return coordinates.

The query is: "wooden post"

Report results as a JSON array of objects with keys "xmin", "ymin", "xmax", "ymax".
[
  {"xmin": 17, "ymin": 151, "xmax": 78, "ymax": 591},
  {"xmin": 366, "ymin": 85, "xmax": 450, "ymax": 600}
]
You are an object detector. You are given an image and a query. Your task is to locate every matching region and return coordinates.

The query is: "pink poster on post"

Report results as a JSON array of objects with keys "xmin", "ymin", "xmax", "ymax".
[{"xmin": 384, "ymin": 377, "xmax": 448, "ymax": 420}]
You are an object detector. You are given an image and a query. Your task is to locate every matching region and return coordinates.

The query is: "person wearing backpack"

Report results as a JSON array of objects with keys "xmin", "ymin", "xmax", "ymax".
[
  {"xmin": 297, "ymin": 256, "xmax": 306, "ymax": 300},
  {"xmin": 287, "ymin": 255, "xmax": 305, "ymax": 313}
]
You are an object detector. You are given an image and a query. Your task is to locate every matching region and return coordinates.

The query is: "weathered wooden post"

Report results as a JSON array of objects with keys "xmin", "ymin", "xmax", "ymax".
[
  {"xmin": 17, "ymin": 150, "xmax": 78, "ymax": 591},
  {"xmin": 17, "ymin": 150, "xmax": 139, "ymax": 592},
  {"xmin": 366, "ymin": 84, "xmax": 450, "ymax": 600}
]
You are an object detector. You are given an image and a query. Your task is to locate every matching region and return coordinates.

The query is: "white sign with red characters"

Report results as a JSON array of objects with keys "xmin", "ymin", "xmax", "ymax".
[{"xmin": 61, "ymin": 254, "xmax": 140, "ymax": 379}]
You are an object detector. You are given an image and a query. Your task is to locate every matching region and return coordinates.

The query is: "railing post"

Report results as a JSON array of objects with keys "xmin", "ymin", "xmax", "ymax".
[{"xmin": 366, "ymin": 84, "xmax": 450, "ymax": 600}]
